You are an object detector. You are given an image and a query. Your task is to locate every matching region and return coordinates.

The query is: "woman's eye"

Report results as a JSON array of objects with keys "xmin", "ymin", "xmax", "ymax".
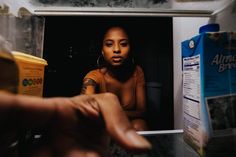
[
  {"xmin": 120, "ymin": 42, "xmax": 128, "ymax": 47},
  {"xmin": 105, "ymin": 43, "xmax": 113, "ymax": 47}
]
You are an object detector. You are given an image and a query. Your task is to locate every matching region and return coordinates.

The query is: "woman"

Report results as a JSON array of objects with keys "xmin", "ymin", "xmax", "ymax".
[{"xmin": 81, "ymin": 26, "xmax": 148, "ymax": 131}]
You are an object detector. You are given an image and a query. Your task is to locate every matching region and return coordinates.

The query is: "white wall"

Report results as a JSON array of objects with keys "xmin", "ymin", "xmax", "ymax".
[
  {"xmin": 173, "ymin": 1, "xmax": 236, "ymax": 129},
  {"xmin": 210, "ymin": 0, "xmax": 236, "ymax": 31}
]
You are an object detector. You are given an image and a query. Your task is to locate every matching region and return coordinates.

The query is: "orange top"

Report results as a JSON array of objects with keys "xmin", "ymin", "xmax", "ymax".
[{"xmin": 83, "ymin": 65, "xmax": 145, "ymax": 110}]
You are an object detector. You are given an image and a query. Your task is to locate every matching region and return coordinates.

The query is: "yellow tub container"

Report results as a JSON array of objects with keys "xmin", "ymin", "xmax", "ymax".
[{"xmin": 12, "ymin": 51, "xmax": 47, "ymax": 97}]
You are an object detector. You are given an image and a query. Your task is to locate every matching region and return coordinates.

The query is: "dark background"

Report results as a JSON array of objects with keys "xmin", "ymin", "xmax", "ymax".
[{"xmin": 42, "ymin": 16, "xmax": 173, "ymax": 130}]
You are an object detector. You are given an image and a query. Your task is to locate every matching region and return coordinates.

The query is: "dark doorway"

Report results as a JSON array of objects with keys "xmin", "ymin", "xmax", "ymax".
[{"xmin": 42, "ymin": 16, "xmax": 173, "ymax": 130}]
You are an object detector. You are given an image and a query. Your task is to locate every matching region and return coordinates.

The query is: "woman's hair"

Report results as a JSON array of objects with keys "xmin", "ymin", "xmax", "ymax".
[{"xmin": 98, "ymin": 24, "xmax": 132, "ymax": 50}]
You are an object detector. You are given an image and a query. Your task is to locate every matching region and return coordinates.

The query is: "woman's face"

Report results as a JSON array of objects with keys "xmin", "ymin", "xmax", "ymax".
[{"xmin": 102, "ymin": 27, "xmax": 130, "ymax": 67}]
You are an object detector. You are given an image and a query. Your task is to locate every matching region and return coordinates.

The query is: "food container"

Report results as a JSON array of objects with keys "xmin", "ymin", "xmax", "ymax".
[{"xmin": 12, "ymin": 51, "xmax": 47, "ymax": 97}]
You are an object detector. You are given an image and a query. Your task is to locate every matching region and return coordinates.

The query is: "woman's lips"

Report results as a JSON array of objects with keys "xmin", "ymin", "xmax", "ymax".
[{"xmin": 112, "ymin": 56, "xmax": 123, "ymax": 62}]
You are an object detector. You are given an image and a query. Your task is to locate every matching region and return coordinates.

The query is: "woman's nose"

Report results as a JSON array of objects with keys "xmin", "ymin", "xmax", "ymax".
[{"xmin": 113, "ymin": 44, "xmax": 120, "ymax": 54}]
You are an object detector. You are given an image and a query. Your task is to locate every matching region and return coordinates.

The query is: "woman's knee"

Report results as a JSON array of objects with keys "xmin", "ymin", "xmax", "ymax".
[{"xmin": 131, "ymin": 119, "xmax": 148, "ymax": 131}]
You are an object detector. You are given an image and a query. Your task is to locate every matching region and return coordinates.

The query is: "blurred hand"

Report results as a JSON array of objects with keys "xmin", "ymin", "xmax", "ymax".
[
  {"xmin": 0, "ymin": 92, "xmax": 151, "ymax": 157},
  {"xmin": 48, "ymin": 93, "xmax": 151, "ymax": 157}
]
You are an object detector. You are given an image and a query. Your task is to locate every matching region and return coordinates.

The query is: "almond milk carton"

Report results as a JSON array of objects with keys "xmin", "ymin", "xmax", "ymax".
[{"xmin": 182, "ymin": 31, "xmax": 236, "ymax": 157}]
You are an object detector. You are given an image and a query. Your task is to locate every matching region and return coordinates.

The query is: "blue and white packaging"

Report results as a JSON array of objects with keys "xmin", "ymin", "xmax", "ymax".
[{"xmin": 182, "ymin": 31, "xmax": 236, "ymax": 157}]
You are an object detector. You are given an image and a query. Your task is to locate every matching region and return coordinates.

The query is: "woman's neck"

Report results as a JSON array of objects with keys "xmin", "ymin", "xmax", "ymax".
[{"xmin": 106, "ymin": 61, "xmax": 135, "ymax": 82}]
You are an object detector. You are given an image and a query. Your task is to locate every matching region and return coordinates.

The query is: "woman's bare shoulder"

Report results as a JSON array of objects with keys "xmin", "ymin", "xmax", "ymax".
[{"xmin": 84, "ymin": 68, "xmax": 107, "ymax": 81}]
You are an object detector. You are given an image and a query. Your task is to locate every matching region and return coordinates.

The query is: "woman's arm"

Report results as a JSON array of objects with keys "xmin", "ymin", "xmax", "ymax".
[{"xmin": 80, "ymin": 78, "xmax": 98, "ymax": 94}]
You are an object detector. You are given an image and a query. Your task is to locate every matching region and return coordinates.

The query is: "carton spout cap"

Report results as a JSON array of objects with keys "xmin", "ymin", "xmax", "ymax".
[{"xmin": 199, "ymin": 23, "xmax": 220, "ymax": 34}]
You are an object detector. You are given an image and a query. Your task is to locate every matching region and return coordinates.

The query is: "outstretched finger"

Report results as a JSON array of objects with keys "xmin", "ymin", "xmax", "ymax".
[{"xmin": 92, "ymin": 93, "xmax": 152, "ymax": 152}]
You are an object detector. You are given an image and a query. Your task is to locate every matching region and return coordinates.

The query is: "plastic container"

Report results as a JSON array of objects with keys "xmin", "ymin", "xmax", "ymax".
[
  {"xmin": 12, "ymin": 51, "xmax": 47, "ymax": 97},
  {"xmin": 0, "ymin": 14, "xmax": 45, "ymax": 58}
]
